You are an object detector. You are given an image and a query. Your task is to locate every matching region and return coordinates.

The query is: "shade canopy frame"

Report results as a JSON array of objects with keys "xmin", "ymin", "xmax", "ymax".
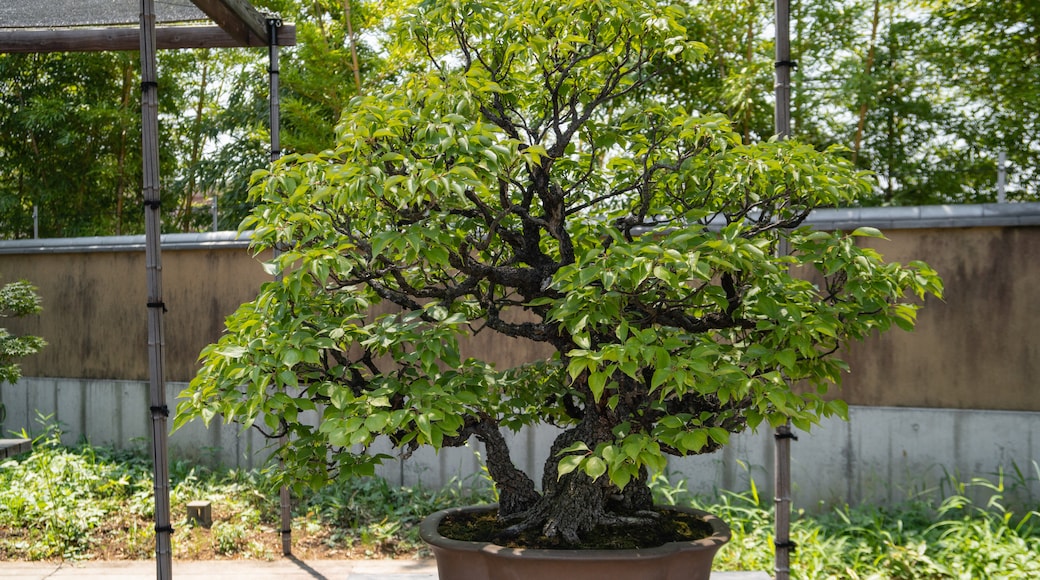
[
  {"xmin": 0, "ymin": 0, "xmax": 296, "ymax": 52},
  {"xmin": 1, "ymin": 2, "xmax": 294, "ymax": 578}
]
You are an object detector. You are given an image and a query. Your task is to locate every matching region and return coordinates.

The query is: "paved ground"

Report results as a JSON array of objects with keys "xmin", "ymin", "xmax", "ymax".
[{"xmin": 0, "ymin": 559, "xmax": 771, "ymax": 579}]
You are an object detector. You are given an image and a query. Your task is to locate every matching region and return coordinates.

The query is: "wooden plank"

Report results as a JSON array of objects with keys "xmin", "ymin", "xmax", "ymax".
[
  {"xmin": 191, "ymin": 0, "xmax": 270, "ymax": 46},
  {"xmin": 0, "ymin": 438, "xmax": 31, "ymax": 459},
  {"xmin": 0, "ymin": 24, "xmax": 295, "ymax": 53}
]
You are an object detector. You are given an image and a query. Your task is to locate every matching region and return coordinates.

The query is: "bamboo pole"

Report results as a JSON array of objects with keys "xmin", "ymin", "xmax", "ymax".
[
  {"xmin": 139, "ymin": 1, "xmax": 173, "ymax": 578},
  {"xmin": 774, "ymin": 1, "xmax": 795, "ymax": 579},
  {"xmin": 774, "ymin": 0, "xmax": 792, "ymax": 141},
  {"xmin": 773, "ymin": 422, "xmax": 796, "ymax": 580},
  {"xmin": 267, "ymin": 17, "xmax": 292, "ymax": 557}
]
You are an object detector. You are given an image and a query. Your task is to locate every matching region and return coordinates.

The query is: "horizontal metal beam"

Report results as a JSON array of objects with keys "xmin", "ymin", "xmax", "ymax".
[{"xmin": 0, "ymin": 24, "xmax": 295, "ymax": 53}]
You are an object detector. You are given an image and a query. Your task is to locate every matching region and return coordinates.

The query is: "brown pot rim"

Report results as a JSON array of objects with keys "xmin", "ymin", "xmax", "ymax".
[{"xmin": 420, "ymin": 503, "xmax": 731, "ymax": 561}]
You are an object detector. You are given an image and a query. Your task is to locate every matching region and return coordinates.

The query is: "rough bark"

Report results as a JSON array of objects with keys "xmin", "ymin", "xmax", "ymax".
[
  {"xmin": 473, "ymin": 420, "xmax": 541, "ymax": 516},
  {"xmin": 499, "ymin": 405, "xmax": 655, "ymax": 544}
]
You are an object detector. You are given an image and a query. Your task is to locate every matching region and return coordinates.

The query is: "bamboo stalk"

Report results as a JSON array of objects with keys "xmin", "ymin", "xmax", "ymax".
[
  {"xmin": 774, "ymin": 2, "xmax": 795, "ymax": 579},
  {"xmin": 774, "ymin": 422, "xmax": 795, "ymax": 580},
  {"xmin": 140, "ymin": 1, "xmax": 173, "ymax": 578},
  {"xmin": 774, "ymin": 0, "xmax": 792, "ymax": 140},
  {"xmin": 268, "ymin": 18, "xmax": 292, "ymax": 557}
]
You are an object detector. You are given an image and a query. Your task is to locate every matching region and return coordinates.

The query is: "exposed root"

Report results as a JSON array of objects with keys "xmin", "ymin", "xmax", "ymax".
[{"xmin": 598, "ymin": 510, "xmax": 659, "ymax": 527}]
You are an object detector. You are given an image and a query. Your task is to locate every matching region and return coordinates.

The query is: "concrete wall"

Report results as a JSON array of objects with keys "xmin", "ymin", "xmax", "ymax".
[
  {"xmin": 838, "ymin": 226, "xmax": 1040, "ymax": 410},
  {"xmin": 0, "ymin": 233, "xmax": 270, "ymax": 382},
  {"xmin": 1, "ymin": 377, "xmax": 271, "ymax": 470},
  {"xmin": 4, "ymin": 377, "xmax": 1037, "ymax": 510},
  {"xmin": 4, "ymin": 209, "xmax": 1040, "ymax": 410}
]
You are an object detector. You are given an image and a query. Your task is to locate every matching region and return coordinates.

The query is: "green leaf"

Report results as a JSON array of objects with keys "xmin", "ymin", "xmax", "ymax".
[
  {"xmin": 283, "ymin": 348, "xmax": 302, "ymax": 367},
  {"xmin": 707, "ymin": 427, "xmax": 730, "ymax": 445},
  {"xmin": 556, "ymin": 441, "xmax": 591, "ymax": 455},
  {"xmin": 365, "ymin": 412, "xmax": 390, "ymax": 432},
  {"xmin": 557, "ymin": 455, "xmax": 584, "ymax": 480},
  {"xmin": 583, "ymin": 456, "xmax": 607, "ymax": 481},
  {"xmin": 851, "ymin": 227, "xmax": 885, "ymax": 239},
  {"xmin": 588, "ymin": 370, "xmax": 608, "ymax": 400},
  {"xmin": 610, "ymin": 466, "xmax": 633, "ymax": 491},
  {"xmin": 682, "ymin": 430, "xmax": 708, "ymax": 452}
]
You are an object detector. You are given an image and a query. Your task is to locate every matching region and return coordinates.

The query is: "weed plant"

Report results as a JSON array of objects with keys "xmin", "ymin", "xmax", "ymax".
[
  {"xmin": 2, "ymin": 423, "xmax": 1038, "ymax": 578},
  {"xmin": 0, "ymin": 421, "xmax": 494, "ymax": 560},
  {"xmin": 650, "ymin": 467, "xmax": 1040, "ymax": 579}
]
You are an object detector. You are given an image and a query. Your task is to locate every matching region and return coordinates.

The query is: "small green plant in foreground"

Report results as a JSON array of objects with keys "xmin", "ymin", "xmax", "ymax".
[
  {"xmin": 650, "ymin": 469, "xmax": 1040, "ymax": 579},
  {"xmin": 3, "ymin": 429, "xmax": 1038, "ymax": 578},
  {"xmin": 0, "ymin": 423, "xmax": 494, "ymax": 561}
]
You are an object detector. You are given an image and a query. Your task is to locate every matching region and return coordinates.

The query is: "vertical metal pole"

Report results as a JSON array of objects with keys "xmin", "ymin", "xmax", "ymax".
[
  {"xmin": 139, "ymin": 1, "xmax": 173, "ymax": 578},
  {"xmin": 774, "ymin": 2, "xmax": 795, "ymax": 579},
  {"xmin": 774, "ymin": 0, "xmax": 792, "ymax": 141},
  {"xmin": 269, "ymin": 19, "xmax": 282, "ymax": 166},
  {"xmin": 267, "ymin": 17, "xmax": 292, "ymax": 557},
  {"xmin": 32, "ymin": 206, "xmax": 39, "ymax": 239},
  {"xmin": 774, "ymin": 424, "xmax": 795, "ymax": 580},
  {"xmin": 997, "ymin": 150, "xmax": 1007, "ymax": 203}
]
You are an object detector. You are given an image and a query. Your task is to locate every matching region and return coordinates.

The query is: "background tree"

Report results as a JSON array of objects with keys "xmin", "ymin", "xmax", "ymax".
[
  {"xmin": 2, "ymin": 0, "xmax": 1034, "ymax": 239},
  {"xmin": 0, "ymin": 277, "xmax": 44, "ymax": 386},
  {"xmin": 0, "ymin": 52, "xmax": 145, "ymax": 237},
  {"xmin": 178, "ymin": 0, "xmax": 942, "ymax": 544},
  {"xmin": 162, "ymin": 47, "xmax": 273, "ymax": 232},
  {"xmin": 922, "ymin": 0, "xmax": 1040, "ymax": 202}
]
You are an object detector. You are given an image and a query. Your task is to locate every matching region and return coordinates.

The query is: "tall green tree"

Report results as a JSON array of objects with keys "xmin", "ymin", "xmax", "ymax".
[
  {"xmin": 162, "ymin": 47, "xmax": 272, "ymax": 232},
  {"xmin": 0, "ymin": 49, "xmax": 246, "ymax": 238},
  {"xmin": 923, "ymin": 0, "xmax": 1040, "ymax": 202},
  {"xmin": 0, "ymin": 52, "xmax": 145, "ymax": 237},
  {"xmin": 257, "ymin": 0, "xmax": 399, "ymax": 154}
]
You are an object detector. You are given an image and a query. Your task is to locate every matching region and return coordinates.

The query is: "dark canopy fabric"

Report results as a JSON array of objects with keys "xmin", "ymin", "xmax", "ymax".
[{"xmin": 0, "ymin": 0, "xmax": 208, "ymax": 28}]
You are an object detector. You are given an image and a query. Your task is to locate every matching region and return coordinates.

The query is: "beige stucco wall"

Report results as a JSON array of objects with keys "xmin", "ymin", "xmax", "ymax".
[
  {"xmin": 2, "ymin": 224, "xmax": 1038, "ymax": 411},
  {"xmin": 1, "ymin": 247, "xmax": 271, "ymax": 382},
  {"xmin": 837, "ymin": 226, "xmax": 1040, "ymax": 411}
]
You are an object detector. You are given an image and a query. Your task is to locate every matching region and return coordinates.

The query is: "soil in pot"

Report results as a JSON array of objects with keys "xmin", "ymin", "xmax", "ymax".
[{"xmin": 439, "ymin": 506, "xmax": 716, "ymax": 550}]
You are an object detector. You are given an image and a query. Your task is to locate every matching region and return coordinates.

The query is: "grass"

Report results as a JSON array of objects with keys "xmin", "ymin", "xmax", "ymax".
[
  {"xmin": 649, "ymin": 468, "xmax": 1040, "ymax": 579},
  {"xmin": 2, "ymin": 424, "xmax": 1039, "ymax": 578},
  {"xmin": 0, "ymin": 422, "xmax": 494, "ymax": 561}
]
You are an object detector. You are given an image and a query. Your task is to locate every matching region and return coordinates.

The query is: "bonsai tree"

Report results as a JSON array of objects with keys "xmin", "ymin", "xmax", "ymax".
[{"xmin": 177, "ymin": 0, "xmax": 942, "ymax": 543}]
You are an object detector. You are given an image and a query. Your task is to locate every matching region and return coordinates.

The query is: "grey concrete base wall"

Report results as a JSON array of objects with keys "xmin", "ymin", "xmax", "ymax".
[
  {"xmin": 0, "ymin": 377, "xmax": 272, "ymax": 470},
  {"xmin": 4, "ymin": 377, "xmax": 1038, "ymax": 511},
  {"xmin": 667, "ymin": 406, "xmax": 1040, "ymax": 511}
]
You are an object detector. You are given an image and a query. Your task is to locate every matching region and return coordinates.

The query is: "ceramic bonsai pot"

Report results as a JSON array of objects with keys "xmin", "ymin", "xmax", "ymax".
[{"xmin": 420, "ymin": 504, "xmax": 731, "ymax": 580}]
